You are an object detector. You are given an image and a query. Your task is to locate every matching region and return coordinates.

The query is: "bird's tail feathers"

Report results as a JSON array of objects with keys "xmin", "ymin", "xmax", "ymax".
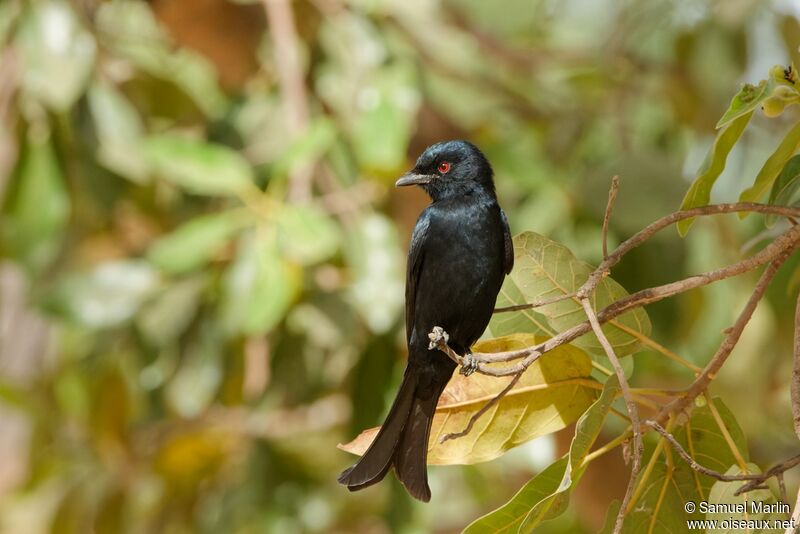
[{"xmin": 337, "ymin": 368, "xmax": 418, "ymax": 491}]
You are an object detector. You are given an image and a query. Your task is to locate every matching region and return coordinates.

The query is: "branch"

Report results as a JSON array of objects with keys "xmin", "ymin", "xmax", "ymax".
[
  {"xmin": 647, "ymin": 420, "xmax": 800, "ymax": 497},
  {"xmin": 495, "ymin": 203, "xmax": 800, "ymax": 313},
  {"xmin": 580, "ymin": 298, "xmax": 640, "ymax": 534},
  {"xmin": 655, "ymin": 247, "xmax": 794, "ymax": 423}
]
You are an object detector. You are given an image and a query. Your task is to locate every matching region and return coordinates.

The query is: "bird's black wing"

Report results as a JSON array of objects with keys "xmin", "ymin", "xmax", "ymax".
[
  {"xmin": 500, "ymin": 208, "xmax": 514, "ymax": 275},
  {"xmin": 405, "ymin": 208, "xmax": 432, "ymax": 343}
]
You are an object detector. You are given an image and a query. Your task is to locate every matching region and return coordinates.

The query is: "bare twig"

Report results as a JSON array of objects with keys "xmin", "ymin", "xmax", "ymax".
[
  {"xmin": 788, "ymin": 486, "xmax": 800, "ymax": 534},
  {"xmin": 439, "ymin": 372, "xmax": 523, "ymax": 443},
  {"xmin": 262, "ymin": 0, "xmax": 313, "ymax": 202},
  {"xmin": 647, "ymin": 420, "xmax": 800, "ymax": 497},
  {"xmin": 602, "ymin": 175, "xmax": 620, "ymax": 260},
  {"xmin": 656, "ymin": 248, "xmax": 794, "ymax": 423},
  {"xmin": 581, "ymin": 298, "xmax": 640, "ymax": 534}
]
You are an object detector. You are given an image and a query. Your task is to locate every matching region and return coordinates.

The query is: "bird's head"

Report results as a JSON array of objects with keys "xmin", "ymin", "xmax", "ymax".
[{"xmin": 395, "ymin": 140, "xmax": 495, "ymax": 201}]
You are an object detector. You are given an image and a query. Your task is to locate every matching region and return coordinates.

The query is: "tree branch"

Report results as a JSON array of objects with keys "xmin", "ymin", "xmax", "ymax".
[
  {"xmin": 647, "ymin": 420, "xmax": 800, "ymax": 497},
  {"xmin": 602, "ymin": 175, "xmax": 620, "ymax": 260},
  {"xmin": 580, "ymin": 297, "xmax": 640, "ymax": 534}
]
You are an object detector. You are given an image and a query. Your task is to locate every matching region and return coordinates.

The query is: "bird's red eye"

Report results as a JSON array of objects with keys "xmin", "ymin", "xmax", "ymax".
[{"xmin": 438, "ymin": 162, "xmax": 451, "ymax": 174}]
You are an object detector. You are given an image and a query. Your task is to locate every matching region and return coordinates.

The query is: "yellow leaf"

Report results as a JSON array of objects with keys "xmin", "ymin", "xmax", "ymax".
[{"xmin": 339, "ymin": 334, "xmax": 599, "ymax": 465}]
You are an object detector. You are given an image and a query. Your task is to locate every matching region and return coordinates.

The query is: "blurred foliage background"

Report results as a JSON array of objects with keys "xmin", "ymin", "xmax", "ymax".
[{"xmin": 1, "ymin": 0, "xmax": 800, "ymax": 532}]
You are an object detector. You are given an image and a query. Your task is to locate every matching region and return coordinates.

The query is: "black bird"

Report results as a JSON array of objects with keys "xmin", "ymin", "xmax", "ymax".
[{"xmin": 338, "ymin": 140, "xmax": 514, "ymax": 502}]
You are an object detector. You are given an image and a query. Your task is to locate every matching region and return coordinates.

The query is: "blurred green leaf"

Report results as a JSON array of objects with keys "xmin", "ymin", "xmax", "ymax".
[
  {"xmin": 166, "ymin": 327, "xmax": 223, "ymax": 418},
  {"xmin": 88, "ymin": 79, "xmax": 148, "ymax": 182},
  {"xmin": 272, "ymin": 119, "xmax": 337, "ymax": 177},
  {"xmin": 148, "ymin": 209, "xmax": 253, "ymax": 274},
  {"xmin": 137, "ymin": 276, "xmax": 206, "ymax": 347},
  {"xmin": 15, "ymin": 1, "xmax": 96, "ymax": 111},
  {"xmin": 220, "ymin": 232, "xmax": 299, "ymax": 336},
  {"xmin": 491, "ymin": 232, "xmax": 651, "ymax": 358},
  {"xmin": 277, "ymin": 204, "xmax": 341, "ymax": 265},
  {"xmin": 95, "ymin": 1, "xmax": 224, "ymax": 117},
  {"xmin": 50, "ymin": 261, "xmax": 160, "ymax": 329},
  {"xmin": 351, "ymin": 62, "xmax": 420, "ymax": 174},
  {"xmin": 144, "ymin": 135, "xmax": 254, "ymax": 196},
  {"xmin": 739, "ymin": 120, "xmax": 800, "ymax": 206},
  {"xmin": 465, "ymin": 376, "xmax": 619, "ymax": 533},
  {"xmin": 340, "ymin": 334, "xmax": 599, "ymax": 465},
  {"xmin": 678, "ymin": 112, "xmax": 753, "ymax": 235},
  {"xmin": 345, "ymin": 213, "xmax": 404, "ymax": 333},
  {"xmin": 1, "ymin": 128, "xmax": 69, "ymax": 270}
]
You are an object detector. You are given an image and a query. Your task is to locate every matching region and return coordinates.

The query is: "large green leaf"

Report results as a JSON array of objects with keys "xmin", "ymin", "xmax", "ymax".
[
  {"xmin": 739, "ymin": 120, "xmax": 800, "ymax": 206},
  {"xmin": 144, "ymin": 135, "xmax": 254, "ymax": 196},
  {"xmin": 2, "ymin": 129, "xmax": 70, "ymax": 270},
  {"xmin": 678, "ymin": 112, "xmax": 753, "ymax": 235},
  {"xmin": 622, "ymin": 399, "xmax": 749, "ymax": 533},
  {"xmin": 148, "ymin": 209, "xmax": 253, "ymax": 274},
  {"xmin": 489, "ymin": 232, "xmax": 651, "ymax": 358},
  {"xmin": 339, "ymin": 334, "xmax": 598, "ymax": 465},
  {"xmin": 465, "ymin": 376, "xmax": 620, "ymax": 533}
]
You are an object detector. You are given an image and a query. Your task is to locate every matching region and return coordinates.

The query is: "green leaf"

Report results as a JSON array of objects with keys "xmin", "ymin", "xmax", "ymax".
[
  {"xmin": 1, "ymin": 128, "xmax": 70, "ymax": 270},
  {"xmin": 15, "ymin": 1, "xmax": 97, "ymax": 111},
  {"xmin": 137, "ymin": 276, "xmax": 206, "ymax": 347},
  {"xmin": 165, "ymin": 326, "xmax": 223, "ymax": 418},
  {"xmin": 706, "ymin": 464, "xmax": 777, "ymax": 531},
  {"xmin": 766, "ymin": 154, "xmax": 800, "ymax": 226},
  {"xmin": 144, "ymin": 135, "xmax": 254, "ymax": 196},
  {"xmin": 716, "ymin": 80, "xmax": 774, "ymax": 129},
  {"xmin": 465, "ymin": 376, "xmax": 619, "ymax": 533},
  {"xmin": 49, "ymin": 261, "xmax": 161, "ymax": 329},
  {"xmin": 220, "ymin": 232, "xmax": 299, "ymax": 336},
  {"xmin": 340, "ymin": 334, "xmax": 599, "ymax": 465},
  {"xmin": 489, "ymin": 232, "xmax": 651, "ymax": 359},
  {"xmin": 148, "ymin": 209, "xmax": 253, "ymax": 274},
  {"xmin": 739, "ymin": 120, "xmax": 800, "ymax": 207},
  {"xmin": 277, "ymin": 204, "xmax": 341, "ymax": 265},
  {"xmin": 88, "ymin": 80, "xmax": 148, "ymax": 182},
  {"xmin": 678, "ymin": 112, "xmax": 753, "ymax": 235}
]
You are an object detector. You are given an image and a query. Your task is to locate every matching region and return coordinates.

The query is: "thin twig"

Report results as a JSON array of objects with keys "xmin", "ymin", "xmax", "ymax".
[
  {"xmin": 581, "ymin": 298, "xmax": 640, "ymax": 534},
  {"xmin": 494, "ymin": 292, "xmax": 575, "ymax": 313},
  {"xmin": 787, "ymin": 486, "xmax": 800, "ymax": 534},
  {"xmin": 656, "ymin": 248, "xmax": 794, "ymax": 423},
  {"xmin": 439, "ymin": 372, "xmax": 523, "ymax": 443},
  {"xmin": 603, "ymin": 175, "xmax": 620, "ymax": 260},
  {"xmin": 647, "ymin": 420, "xmax": 800, "ymax": 496}
]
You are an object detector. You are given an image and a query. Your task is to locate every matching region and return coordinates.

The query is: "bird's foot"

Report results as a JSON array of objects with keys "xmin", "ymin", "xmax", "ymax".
[
  {"xmin": 459, "ymin": 351, "xmax": 478, "ymax": 376},
  {"xmin": 427, "ymin": 326, "xmax": 450, "ymax": 350}
]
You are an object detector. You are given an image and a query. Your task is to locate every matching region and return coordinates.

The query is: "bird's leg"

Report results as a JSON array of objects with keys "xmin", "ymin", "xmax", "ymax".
[
  {"xmin": 427, "ymin": 327, "xmax": 478, "ymax": 376},
  {"xmin": 459, "ymin": 349, "xmax": 478, "ymax": 377}
]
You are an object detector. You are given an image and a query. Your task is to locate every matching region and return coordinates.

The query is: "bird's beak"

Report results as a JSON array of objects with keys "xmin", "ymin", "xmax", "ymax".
[{"xmin": 395, "ymin": 172, "xmax": 433, "ymax": 187}]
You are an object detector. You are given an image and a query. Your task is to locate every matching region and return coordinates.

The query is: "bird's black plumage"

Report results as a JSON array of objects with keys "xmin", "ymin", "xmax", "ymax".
[{"xmin": 338, "ymin": 140, "xmax": 513, "ymax": 502}]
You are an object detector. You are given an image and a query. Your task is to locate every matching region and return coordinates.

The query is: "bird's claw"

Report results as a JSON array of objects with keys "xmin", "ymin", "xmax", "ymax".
[
  {"xmin": 459, "ymin": 353, "xmax": 478, "ymax": 376},
  {"xmin": 428, "ymin": 326, "xmax": 449, "ymax": 350}
]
